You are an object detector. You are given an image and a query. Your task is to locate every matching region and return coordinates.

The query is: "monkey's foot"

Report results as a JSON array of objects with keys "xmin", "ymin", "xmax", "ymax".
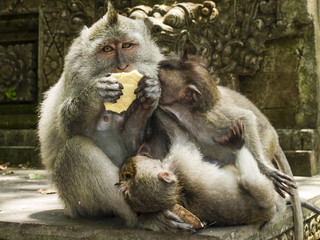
[
  {"xmin": 137, "ymin": 210, "xmax": 195, "ymax": 233},
  {"xmin": 213, "ymin": 119, "xmax": 245, "ymax": 150},
  {"xmin": 258, "ymin": 163, "xmax": 297, "ymax": 198}
]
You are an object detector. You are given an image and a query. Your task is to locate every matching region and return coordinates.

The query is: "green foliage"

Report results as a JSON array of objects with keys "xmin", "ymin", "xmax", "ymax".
[
  {"xmin": 29, "ymin": 173, "xmax": 44, "ymax": 179},
  {"xmin": 5, "ymin": 87, "xmax": 17, "ymax": 101}
]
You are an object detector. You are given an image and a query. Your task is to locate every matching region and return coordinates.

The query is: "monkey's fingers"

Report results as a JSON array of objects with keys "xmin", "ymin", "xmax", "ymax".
[
  {"xmin": 273, "ymin": 181, "xmax": 294, "ymax": 197},
  {"xmin": 271, "ymin": 169, "xmax": 297, "ymax": 189},
  {"xmin": 99, "ymin": 90, "xmax": 123, "ymax": 102},
  {"xmin": 275, "ymin": 188, "xmax": 286, "ymax": 198},
  {"xmin": 98, "ymin": 76, "xmax": 124, "ymax": 90},
  {"xmin": 164, "ymin": 210, "xmax": 196, "ymax": 233}
]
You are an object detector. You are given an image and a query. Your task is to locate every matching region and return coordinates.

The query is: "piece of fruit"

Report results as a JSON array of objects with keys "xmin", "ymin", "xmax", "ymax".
[
  {"xmin": 171, "ymin": 204, "xmax": 204, "ymax": 229},
  {"xmin": 104, "ymin": 70, "xmax": 143, "ymax": 113}
]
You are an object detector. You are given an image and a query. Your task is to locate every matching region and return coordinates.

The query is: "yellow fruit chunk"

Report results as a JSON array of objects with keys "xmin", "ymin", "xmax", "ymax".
[
  {"xmin": 171, "ymin": 204, "xmax": 204, "ymax": 229},
  {"xmin": 104, "ymin": 70, "xmax": 143, "ymax": 113}
]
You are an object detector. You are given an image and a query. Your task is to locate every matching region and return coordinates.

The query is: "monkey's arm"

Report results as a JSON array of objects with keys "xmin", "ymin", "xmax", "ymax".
[
  {"xmin": 122, "ymin": 76, "xmax": 161, "ymax": 152},
  {"xmin": 217, "ymin": 106, "xmax": 297, "ymax": 196},
  {"xmin": 53, "ymin": 135, "xmax": 138, "ymax": 225},
  {"xmin": 59, "ymin": 75, "xmax": 123, "ymax": 136}
]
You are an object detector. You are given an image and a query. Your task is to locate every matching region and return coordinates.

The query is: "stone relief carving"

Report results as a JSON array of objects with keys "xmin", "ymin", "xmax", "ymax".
[
  {"xmin": 37, "ymin": 0, "xmax": 290, "ymax": 92},
  {"xmin": 0, "ymin": 44, "xmax": 37, "ymax": 103},
  {"xmin": 38, "ymin": 0, "xmax": 106, "ymax": 95},
  {"xmin": 118, "ymin": 0, "xmax": 287, "ymax": 89},
  {"xmin": 0, "ymin": 0, "xmax": 40, "ymax": 14}
]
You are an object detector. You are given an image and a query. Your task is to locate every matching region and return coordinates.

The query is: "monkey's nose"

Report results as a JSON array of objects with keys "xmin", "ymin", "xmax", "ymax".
[{"xmin": 116, "ymin": 63, "xmax": 129, "ymax": 71}]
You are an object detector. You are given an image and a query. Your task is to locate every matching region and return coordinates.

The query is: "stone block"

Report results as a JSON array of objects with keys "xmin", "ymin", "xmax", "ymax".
[
  {"xmin": 285, "ymin": 150, "xmax": 317, "ymax": 176},
  {"xmin": 0, "ymin": 146, "xmax": 42, "ymax": 167},
  {"xmin": 0, "ymin": 129, "xmax": 38, "ymax": 146}
]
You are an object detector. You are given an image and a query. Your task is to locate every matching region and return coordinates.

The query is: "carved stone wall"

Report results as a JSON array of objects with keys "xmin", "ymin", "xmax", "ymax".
[{"xmin": 0, "ymin": 0, "xmax": 319, "ymax": 176}]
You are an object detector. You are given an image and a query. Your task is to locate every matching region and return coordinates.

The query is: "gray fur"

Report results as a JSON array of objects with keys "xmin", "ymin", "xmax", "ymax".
[
  {"xmin": 37, "ymin": 5, "xmax": 188, "ymax": 231},
  {"xmin": 120, "ymin": 109, "xmax": 285, "ymax": 227}
]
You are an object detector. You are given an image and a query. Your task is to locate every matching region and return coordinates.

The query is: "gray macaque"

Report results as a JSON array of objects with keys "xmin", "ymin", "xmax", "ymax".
[
  {"xmin": 119, "ymin": 108, "xmax": 286, "ymax": 227},
  {"xmin": 38, "ymin": 4, "xmax": 193, "ymax": 232},
  {"xmin": 145, "ymin": 55, "xmax": 304, "ymax": 238}
]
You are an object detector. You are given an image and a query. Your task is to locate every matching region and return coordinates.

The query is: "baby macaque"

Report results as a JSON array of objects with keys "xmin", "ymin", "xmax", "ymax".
[
  {"xmin": 118, "ymin": 108, "xmax": 285, "ymax": 227},
  {"xmin": 146, "ymin": 54, "xmax": 304, "ymax": 238}
]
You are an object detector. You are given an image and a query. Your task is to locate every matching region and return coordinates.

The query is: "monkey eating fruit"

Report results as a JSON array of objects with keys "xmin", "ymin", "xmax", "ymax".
[{"xmin": 104, "ymin": 70, "xmax": 143, "ymax": 113}]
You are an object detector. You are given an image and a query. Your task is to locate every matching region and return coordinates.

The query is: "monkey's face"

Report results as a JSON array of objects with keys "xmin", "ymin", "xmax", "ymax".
[
  {"xmin": 158, "ymin": 57, "xmax": 219, "ymax": 124},
  {"xmin": 64, "ymin": 6, "xmax": 163, "ymax": 89},
  {"xmin": 118, "ymin": 155, "xmax": 179, "ymax": 213},
  {"xmin": 158, "ymin": 63, "xmax": 203, "ymax": 124}
]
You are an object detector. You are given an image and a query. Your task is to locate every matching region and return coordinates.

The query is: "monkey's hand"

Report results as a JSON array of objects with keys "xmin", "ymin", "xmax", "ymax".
[
  {"xmin": 134, "ymin": 76, "xmax": 161, "ymax": 110},
  {"xmin": 258, "ymin": 162, "xmax": 297, "ymax": 198},
  {"xmin": 213, "ymin": 119, "xmax": 245, "ymax": 150},
  {"xmin": 95, "ymin": 74, "xmax": 124, "ymax": 103},
  {"xmin": 137, "ymin": 210, "xmax": 195, "ymax": 233}
]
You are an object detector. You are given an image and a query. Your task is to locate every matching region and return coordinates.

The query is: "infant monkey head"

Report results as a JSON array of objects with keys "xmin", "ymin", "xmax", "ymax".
[
  {"xmin": 158, "ymin": 55, "xmax": 220, "ymax": 115},
  {"xmin": 118, "ymin": 155, "xmax": 179, "ymax": 213}
]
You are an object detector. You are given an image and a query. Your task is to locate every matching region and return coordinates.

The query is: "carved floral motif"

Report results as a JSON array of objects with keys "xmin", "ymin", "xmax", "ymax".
[{"xmin": 0, "ymin": 44, "xmax": 37, "ymax": 103}]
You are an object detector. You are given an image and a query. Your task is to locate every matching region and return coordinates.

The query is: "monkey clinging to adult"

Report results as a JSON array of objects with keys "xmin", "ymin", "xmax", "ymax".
[
  {"xmin": 153, "ymin": 55, "xmax": 304, "ymax": 238},
  {"xmin": 38, "ymin": 4, "xmax": 194, "ymax": 232},
  {"xmin": 119, "ymin": 109, "xmax": 286, "ymax": 228}
]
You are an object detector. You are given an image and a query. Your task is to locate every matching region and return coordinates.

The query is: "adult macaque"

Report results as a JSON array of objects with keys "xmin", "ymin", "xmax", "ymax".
[
  {"xmin": 150, "ymin": 55, "xmax": 304, "ymax": 238},
  {"xmin": 119, "ymin": 109, "xmax": 286, "ymax": 228},
  {"xmin": 38, "ymin": 4, "xmax": 193, "ymax": 232}
]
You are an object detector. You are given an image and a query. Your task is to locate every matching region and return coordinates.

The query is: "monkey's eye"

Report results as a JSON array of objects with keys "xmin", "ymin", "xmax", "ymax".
[
  {"xmin": 124, "ymin": 173, "xmax": 133, "ymax": 180},
  {"xmin": 102, "ymin": 45, "xmax": 114, "ymax": 53},
  {"xmin": 122, "ymin": 43, "xmax": 133, "ymax": 49}
]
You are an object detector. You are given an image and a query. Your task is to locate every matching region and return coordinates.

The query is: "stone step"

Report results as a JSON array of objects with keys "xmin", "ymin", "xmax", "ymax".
[
  {"xmin": 285, "ymin": 150, "xmax": 318, "ymax": 177},
  {"xmin": 0, "ymin": 146, "xmax": 42, "ymax": 167},
  {"xmin": 0, "ymin": 169, "xmax": 319, "ymax": 240},
  {"xmin": 0, "ymin": 129, "xmax": 38, "ymax": 146}
]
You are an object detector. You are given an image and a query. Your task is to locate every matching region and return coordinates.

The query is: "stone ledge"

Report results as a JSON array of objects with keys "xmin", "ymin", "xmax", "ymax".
[
  {"xmin": 0, "ymin": 169, "xmax": 319, "ymax": 240},
  {"xmin": 0, "ymin": 146, "xmax": 41, "ymax": 167},
  {"xmin": 285, "ymin": 150, "xmax": 317, "ymax": 176}
]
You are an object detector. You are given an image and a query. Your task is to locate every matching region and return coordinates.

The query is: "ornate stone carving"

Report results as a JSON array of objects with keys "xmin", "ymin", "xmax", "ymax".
[
  {"xmin": 303, "ymin": 214, "xmax": 320, "ymax": 240},
  {"xmin": 0, "ymin": 44, "xmax": 37, "ymax": 103},
  {"xmin": 38, "ymin": 0, "xmax": 107, "ymax": 96},
  {"xmin": 119, "ymin": 0, "xmax": 286, "ymax": 89},
  {"xmin": 0, "ymin": 0, "xmax": 40, "ymax": 14}
]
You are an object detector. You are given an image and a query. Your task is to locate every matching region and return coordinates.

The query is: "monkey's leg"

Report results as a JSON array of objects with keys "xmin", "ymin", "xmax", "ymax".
[
  {"xmin": 233, "ymin": 111, "xmax": 296, "ymax": 195},
  {"xmin": 54, "ymin": 135, "xmax": 138, "ymax": 226},
  {"xmin": 274, "ymin": 146, "xmax": 303, "ymax": 240},
  {"xmin": 123, "ymin": 76, "xmax": 161, "ymax": 152},
  {"xmin": 236, "ymin": 146, "xmax": 276, "ymax": 209}
]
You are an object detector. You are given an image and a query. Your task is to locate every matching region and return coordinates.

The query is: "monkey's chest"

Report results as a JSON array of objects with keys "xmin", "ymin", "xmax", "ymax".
[
  {"xmin": 198, "ymin": 140, "xmax": 236, "ymax": 165},
  {"xmin": 92, "ymin": 112, "xmax": 128, "ymax": 167}
]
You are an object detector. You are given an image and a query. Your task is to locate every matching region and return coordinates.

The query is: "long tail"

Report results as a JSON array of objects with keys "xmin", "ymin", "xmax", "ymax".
[
  {"xmin": 274, "ymin": 145, "xmax": 303, "ymax": 240},
  {"xmin": 301, "ymin": 198, "xmax": 320, "ymax": 214}
]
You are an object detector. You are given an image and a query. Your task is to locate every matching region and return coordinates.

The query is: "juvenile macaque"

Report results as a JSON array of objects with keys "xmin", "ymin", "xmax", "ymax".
[
  {"xmin": 152, "ymin": 55, "xmax": 304, "ymax": 238},
  {"xmin": 38, "ymin": 4, "xmax": 192, "ymax": 232},
  {"xmin": 119, "ymin": 109, "xmax": 286, "ymax": 227}
]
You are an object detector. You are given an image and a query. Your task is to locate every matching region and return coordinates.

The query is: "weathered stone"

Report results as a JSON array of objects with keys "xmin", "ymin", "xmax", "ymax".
[
  {"xmin": 1, "ymin": 168, "xmax": 319, "ymax": 240},
  {"xmin": 0, "ymin": 129, "xmax": 38, "ymax": 146},
  {"xmin": 285, "ymin": 150, "xmax": 317, "ymax": 176},
  {"xmin": 0, "ymin": 147, "xmax": 41, "ymax": 167}
]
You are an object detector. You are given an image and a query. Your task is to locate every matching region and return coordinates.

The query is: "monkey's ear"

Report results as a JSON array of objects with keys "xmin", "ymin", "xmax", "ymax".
[
  {"xmin": 158, "ymin": 171, "xmax": 177, "ymax": 184},
  {"xmin": 179, "ymin": 84, "xmax": 202, "ymax": 105},
  {"xmin": 106, "ymin": 2, "xmax": 118, "ymax": 26}
]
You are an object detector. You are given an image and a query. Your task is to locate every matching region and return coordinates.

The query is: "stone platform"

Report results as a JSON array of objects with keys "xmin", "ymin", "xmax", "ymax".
[{"xmin": 0, "ymin": 168, "xmax": 319, "ymax": 240}]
